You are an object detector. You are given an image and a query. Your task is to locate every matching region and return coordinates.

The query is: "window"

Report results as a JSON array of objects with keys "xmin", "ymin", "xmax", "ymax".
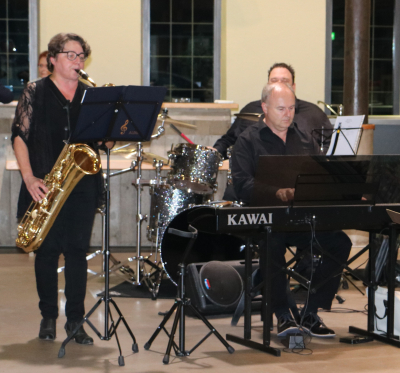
[
  {"xmin": 327, "ymin": 0, "xmax": 398, "ymax": 115},
  {"xmin": 0, "ymin": 0, "xmax": 29, "ymax": 99},
  {"xmin": 143, "ymin": 0, "xmax": 220, "ymax": 102}
]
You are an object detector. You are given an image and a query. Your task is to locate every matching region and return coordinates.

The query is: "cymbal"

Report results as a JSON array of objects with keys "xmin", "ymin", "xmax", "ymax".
[
  {"xmin": 234, "ymin": 113, "xmax": 263, "ymax": 122},
  {"xmin": 157, "ymin": 114, "xmax": 197, "ymax": 129},
  {"xmin": 142, "ymin": 151, "xmax": 168, "ymax": 164},
  {"xmin": 110, "ymin": 145, "xmax": 168, "ymax": 164},
  {"xmin": 123, "ymin": 150, "xmax": 169, "ymax": 164}
]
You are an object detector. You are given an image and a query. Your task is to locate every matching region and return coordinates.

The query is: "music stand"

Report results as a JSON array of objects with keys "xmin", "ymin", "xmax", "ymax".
[{"xmin": 58, "ymin": 85, "xmax": 166, "ymax": 365}]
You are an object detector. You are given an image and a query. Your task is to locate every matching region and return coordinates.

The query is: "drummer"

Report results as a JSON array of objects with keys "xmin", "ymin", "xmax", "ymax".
[
  {"xmin": 213, "ymin": 62, "xmax": 332, "ymax": 201},
  {"xmin": 214, "ymin": 62, "xmax": 332, "ymax": 159}
]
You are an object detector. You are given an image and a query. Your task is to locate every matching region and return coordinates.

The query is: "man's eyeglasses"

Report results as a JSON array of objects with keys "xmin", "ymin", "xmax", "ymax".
[{"xmin": 58, "ymin": 51, "xmax": 87, "ymax": 62}]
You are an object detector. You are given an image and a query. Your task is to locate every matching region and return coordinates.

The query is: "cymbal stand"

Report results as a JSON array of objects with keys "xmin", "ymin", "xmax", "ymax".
[
  {"xmin": 129, "ymin": 142, "xmax": 164, "ymax": 288},
  {"xmin": 58, "ymin": 147, "xmax": 138, "ymax": 366}
]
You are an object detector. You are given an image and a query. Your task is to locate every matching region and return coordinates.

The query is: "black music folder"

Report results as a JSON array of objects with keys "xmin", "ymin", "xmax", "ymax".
[
  {"xmin": 250, "ymin": 155, "xmax": 400, "ymax": 207},
  {"xmin": 70, "ymin": 85, "xmax": 167, "ymax": 143}
]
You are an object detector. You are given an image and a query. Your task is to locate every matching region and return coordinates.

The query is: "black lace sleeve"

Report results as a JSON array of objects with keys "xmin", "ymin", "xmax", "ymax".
[{"xmin": 11, "ymin": 82, "xmax": 36, "ymax": 146}]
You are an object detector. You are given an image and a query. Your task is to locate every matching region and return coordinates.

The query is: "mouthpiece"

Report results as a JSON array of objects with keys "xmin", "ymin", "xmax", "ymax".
[{"xmin": 76, "ymin": 69, "xmax": 96, "ymax": 87}]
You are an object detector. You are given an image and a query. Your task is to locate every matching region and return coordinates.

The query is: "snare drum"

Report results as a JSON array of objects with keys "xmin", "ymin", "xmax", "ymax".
[
  {"xmin": 159, "ymin": 205, "xmax": 245, "ymax": 285},
  {"xmin": 168, "ymin": 143, "xmax": 222, "ymax": 194}
]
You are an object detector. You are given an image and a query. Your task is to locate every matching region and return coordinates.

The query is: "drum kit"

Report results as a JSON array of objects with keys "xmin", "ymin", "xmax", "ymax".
[{"xmin": 100, "ymin": 111, "xmax": 243, "ymax": 299}]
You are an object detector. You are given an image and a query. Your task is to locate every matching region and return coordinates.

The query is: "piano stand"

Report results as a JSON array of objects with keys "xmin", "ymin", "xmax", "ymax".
[
  {"xmin": 225, "ymin": 231, "xmax": 280, "ymax": 357},
  {"xmin": 226, "ymin": 334, "xmax": 280, "ymax": 356},
  {"xmin": 188, "ymin": 205, "xmax": 400, "ymax": 354}
]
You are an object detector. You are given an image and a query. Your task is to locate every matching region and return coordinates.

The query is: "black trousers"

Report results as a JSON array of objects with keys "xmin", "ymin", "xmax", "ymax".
[
  {"xmin": 34, "ymin": 188, "xmax": 97, "ymax": 322},
  {"xmin": 261, "ymin": 230, "xmax": 352, "ymax": 317}
]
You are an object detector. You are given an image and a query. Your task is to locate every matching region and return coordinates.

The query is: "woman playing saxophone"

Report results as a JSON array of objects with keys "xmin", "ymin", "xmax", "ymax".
[{"xmin": 11, "ymin": 33, "xmax": 111, "ymax": 344}]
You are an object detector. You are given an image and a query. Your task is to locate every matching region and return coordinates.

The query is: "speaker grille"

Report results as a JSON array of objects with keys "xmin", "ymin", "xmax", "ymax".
[{"xmin": 199, "ymin": 261, "xmax": 243, "ymax": 307}]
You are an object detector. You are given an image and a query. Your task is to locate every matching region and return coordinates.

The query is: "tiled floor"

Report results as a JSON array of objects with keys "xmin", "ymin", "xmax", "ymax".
[{"xmin": 1, "ymin": 252, "xmax": 400, "ymax": 373}]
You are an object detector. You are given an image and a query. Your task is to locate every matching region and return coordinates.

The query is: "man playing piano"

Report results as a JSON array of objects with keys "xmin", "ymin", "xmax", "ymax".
[{"xmin": 231, "ymin": 82, "xmax": 352, "ymax": 338}]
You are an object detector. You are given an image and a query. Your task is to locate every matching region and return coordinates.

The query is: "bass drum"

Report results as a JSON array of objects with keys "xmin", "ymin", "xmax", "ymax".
[{"xmin": 160, "ymin": 205, "xmax": 245, "ymax": 286}]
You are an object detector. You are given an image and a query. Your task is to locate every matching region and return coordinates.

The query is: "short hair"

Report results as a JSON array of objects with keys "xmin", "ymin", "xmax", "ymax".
[
  {"xmin": 47, "ymin": 33, "xmax": 91, "ymax": 72},
  {"xmin": 38, "ymin": 50, "xmax": 48, "ymax": 63},
  {"xmin": 267, "ymin": 62, "xmax": 295, "ymax": 84},
  {"xmin": 261, "ymin": 82, "xmax": 295, "ymax": 104}
]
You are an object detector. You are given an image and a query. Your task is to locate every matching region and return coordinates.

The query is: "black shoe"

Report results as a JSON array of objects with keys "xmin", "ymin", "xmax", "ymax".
[
  {"xmin": 39, "ymin": 318, "xmax": 56, "ymax": 341},
  {"xmin": 301, "ymin": 312, "xmax": 335, "ymax": 338},
  {"xmin": 65, "ymin": 321, "xmax": 93, "ymax": 345},
  {"xmin": 277, "ymin": 313, "xmax": 300, "ymax": 338}
]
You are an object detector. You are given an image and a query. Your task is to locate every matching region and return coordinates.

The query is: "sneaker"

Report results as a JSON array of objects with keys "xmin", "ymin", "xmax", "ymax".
[
  {"xmin": 277, "ymin": 313, "xmax": 300, "ymax": 337},
  {"xmin": 301, "ymin": 312, "xmax": 335, "ymax": 338}
]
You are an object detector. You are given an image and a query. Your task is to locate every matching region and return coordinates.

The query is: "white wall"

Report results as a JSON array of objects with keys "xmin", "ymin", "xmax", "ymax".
[
  {"xmin": 222, "ymin": 0, "xmax": 327, "ymax": 110},
  {"xmin": 39, "ymin": 0, "xmax": 327, "ymax": 110},
  {"xmin": 39, "ymin": 0, "xmax": 142, "ymax": 87}
]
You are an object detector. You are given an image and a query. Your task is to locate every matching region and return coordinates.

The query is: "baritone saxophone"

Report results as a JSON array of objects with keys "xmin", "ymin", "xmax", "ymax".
[
  {"xmin": 16, "ymin": 143, "xmax": 101, "ymax": 252},
  {"xmin": 16, "ymin": 70, "xmax": 105, "ymax": 253}
]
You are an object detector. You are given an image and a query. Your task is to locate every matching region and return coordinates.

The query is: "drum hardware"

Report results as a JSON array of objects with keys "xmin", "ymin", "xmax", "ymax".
[
  {"xmin": 157, "ymin": 108, "xmax": 197, "ymax": 129},
  {"xmin": 144, "ymin": 225, "xmax": 234, "ymax": 364},
  {"xmin": 226, "ymin": 145, "xmax": 233, "ymax": 185},
  {"xmin": 234, "ymin": 112, "xmax": 263, "ymax": 122},
  {"xmin": 57, "ymin": 250, "xmax": 102, "ymax": 275}
]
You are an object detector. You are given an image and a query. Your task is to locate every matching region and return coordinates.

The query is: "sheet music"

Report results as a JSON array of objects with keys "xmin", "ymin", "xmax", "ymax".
[{"xmin": 326, "ymin": 115, "xmax": 365, "ymax": 156}]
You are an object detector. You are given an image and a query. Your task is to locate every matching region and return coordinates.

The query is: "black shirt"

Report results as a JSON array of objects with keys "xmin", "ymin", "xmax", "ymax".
[
  {"xmin": 214, "ymin": 98, "xmax": 332, "ymax": 158},
  {"xmin": 231, "ymin": 118, "xmax": 322, "ymax": 204},
  {"xmin": 11, "ymin": 76, "xmax": 100, "ymax": 217}
]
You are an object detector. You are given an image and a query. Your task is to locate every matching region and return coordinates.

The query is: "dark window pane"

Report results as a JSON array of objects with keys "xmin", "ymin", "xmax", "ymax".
[
  {"xmin": 373, "ymin": 0, "xmax": 394, "ymax": 26},
  {"xmin": 171, "ymin": 89, "xmax": 192, "ymax": 102},
  {"xmin": 9, "ymin": 20, "xmax": 29, "ymax": 54},
  {"xmin": 193, "ymin": 57, "xmax": 212, "ymax": 88},
  {"xmin": 9, "ymin": 54, "xmax": 29, "ymax": 86},
  {"xmin": 331, "ymin": 91, "xmax": 343, "ymax": 105},
  {"xmin": 172, "ymin": 24, "xmax": 191, "ymax": 56},
  {"xmin": 371, "ymin": 91, "xmax": 393, "ymax": 107},
  {"xmin": 331, "ymin": 59, "xmax": 344, "ymax": 90},
  {"xmin": 171, "ymin": 57, "xmax": 192, "ymax": 87},
  {"xmin": 332, "ymin": 25, "xmax": 344, "ymax": 58},
  {"xmin": 165, "ymin": 89, "xmax": 172, "ymax": 101},
  {"xmin": 12, "ymin": 86, "xmax": 24, "ymax": 98},
  {"xmin": 0, "ymin": 1, "xmax": 6, "ymax": 18},
  {"xmin": 151, "ymin": 0, "xmax": 170, "ymax": 22},
  {"xmin": 150, "ymin": 57, "xmax": 171, "ymax": 87},
  {"xmin": 371, "ymin": 60, "xmax": 393, "ymax": 91},
  {"xmin": 172, "ymin": 0, "xmax": 192, "ymax": 22},
  {"xmin": 0, "ymin": 21, "xmax": 6, "ymax": 53},
  {"xmin": 193, "ymin": 24, "xmax": 213, "ymax": 56},
  {"xmin": 0, "ymin": 54, "xmax": 7, "ymax": 83},
  {"xmin": 8, "ymin": 0, "xmax": 28, "ymax": 19},
  {"xmin": 151, "ymin": 24, "xmax": 170, "ymax": 56},
  {"xmin": 332, "ymin": 0, "xmax": 345, "ymax": 25},
  {"xmin": 193, "ymin": 89, "xmax": 212, "ymax": 102},
  {"xmin": 194, "ymin": 0, "xmax": 213, "ymax": 23},
  {"xmin": 372, "ymin": 26, "xmax": 393, "ymax": 59}
]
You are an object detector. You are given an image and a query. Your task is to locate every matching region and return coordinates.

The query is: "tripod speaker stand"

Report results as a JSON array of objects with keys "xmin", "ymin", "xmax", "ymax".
[
  {"xmin": 144, "ymin": 225, "xmax": 234, "ymax": 364},
  {"xmin": 57, "ymin": 85, "xmax": 167, "ymax": 365}
]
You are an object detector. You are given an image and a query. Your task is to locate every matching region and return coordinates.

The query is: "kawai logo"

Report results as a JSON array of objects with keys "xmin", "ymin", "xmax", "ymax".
[{"xmin": 227, "ymin": 213, "xmax": 273, "ymax": 226}]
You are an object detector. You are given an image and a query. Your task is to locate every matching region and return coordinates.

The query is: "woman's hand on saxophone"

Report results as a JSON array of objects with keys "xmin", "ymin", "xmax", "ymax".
[
  {"xmin": 13, "ymin": 136, "xmax": 49, "ymax": 202},
  {"xmin": 24, "ymin": 175, "xmax": 49, "ymax": 202}
]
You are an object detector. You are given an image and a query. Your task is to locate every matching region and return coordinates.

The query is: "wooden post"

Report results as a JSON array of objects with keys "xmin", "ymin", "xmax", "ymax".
[{"xmin": 343, "ymin": 0, "xmax": 371, "ymax": 123}]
